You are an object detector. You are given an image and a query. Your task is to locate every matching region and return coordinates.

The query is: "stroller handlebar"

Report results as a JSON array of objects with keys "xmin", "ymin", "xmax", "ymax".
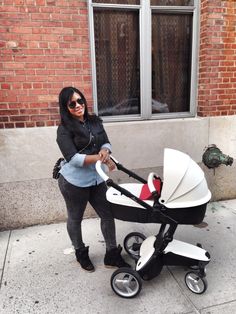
[
  {"xmin": 96, "ymin": 155, "xmax": 147, "ymax": 185},
  {"xmin": 110, "ymin": 155, "xmax": 119, "ymax": 164},
  {"xmin": 95, "ymin": 160, "xmax": 109, "ymax": 182}
]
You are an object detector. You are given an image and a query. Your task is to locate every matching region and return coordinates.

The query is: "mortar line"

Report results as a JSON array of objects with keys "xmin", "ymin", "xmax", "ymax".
[{"xmin": 0, "ymin": 230, "xmax": 12, "ymax": 291}]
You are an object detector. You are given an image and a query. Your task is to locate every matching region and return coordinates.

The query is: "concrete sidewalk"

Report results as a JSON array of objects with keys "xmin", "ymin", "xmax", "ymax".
[{"xmin": 0, "ymin": 200, "xmax": 236, "ymax": 314}]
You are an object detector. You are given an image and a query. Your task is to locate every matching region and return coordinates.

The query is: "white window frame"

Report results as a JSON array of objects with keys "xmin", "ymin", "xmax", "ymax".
[{"xmin": 88, "ymin": 0, "xmax": 200, "ymax": 122}]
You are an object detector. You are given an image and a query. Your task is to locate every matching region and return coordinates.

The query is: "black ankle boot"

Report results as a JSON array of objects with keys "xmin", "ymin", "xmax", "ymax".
[
  {"xmin": 75, "ymin": 246, "xmax": 95, "ymax": 272},
  {"xmin": 104, "ymin": 245, "xmax": 131, "ymax": 268}
]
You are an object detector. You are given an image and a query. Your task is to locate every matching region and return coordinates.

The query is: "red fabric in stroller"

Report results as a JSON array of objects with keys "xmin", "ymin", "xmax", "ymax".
[{"xmin": 139, "ymin": 179, "xmax": 161, "ymax": 200}]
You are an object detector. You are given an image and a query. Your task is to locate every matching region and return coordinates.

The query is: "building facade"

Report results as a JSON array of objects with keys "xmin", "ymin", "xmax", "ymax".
[{"xmin": 0, "ymin": 0, "xmax": 236, "ymax": 230}]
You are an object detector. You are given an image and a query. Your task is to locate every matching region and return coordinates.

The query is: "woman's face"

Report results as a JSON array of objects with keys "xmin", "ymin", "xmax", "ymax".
[{"xmin": 67, "ymin": 92, "xmax": 85, "ymax": 121}]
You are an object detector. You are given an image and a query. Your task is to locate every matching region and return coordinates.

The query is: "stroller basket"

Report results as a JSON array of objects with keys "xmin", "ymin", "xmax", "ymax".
[{"xmin": 96, "ymin": 149, "xmax": 211, "ymax": 225}]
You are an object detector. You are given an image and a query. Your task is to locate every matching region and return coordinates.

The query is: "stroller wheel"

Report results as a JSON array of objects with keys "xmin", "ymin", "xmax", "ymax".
[
  {"xmin": 111, "ymin": 267, "xmax": 142, "ymax": 298},
  {"xmin": 185, "ymin": 271, "xmax": 208, "ymax": 294},
  {"xmin": 124, "ymin": 232, "xmax": 146, "ymax": 261}
]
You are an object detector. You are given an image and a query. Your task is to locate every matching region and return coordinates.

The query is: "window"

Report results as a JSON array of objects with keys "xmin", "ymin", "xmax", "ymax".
[{"xmin": 88, "ymin": 0, "xmax": 199, "ymax": 121}]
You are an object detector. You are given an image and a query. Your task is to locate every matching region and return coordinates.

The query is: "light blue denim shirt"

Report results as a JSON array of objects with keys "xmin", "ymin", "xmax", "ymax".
[{"xmin": 59, "ymin": 143, "xmax": 112, "ymax": 187}]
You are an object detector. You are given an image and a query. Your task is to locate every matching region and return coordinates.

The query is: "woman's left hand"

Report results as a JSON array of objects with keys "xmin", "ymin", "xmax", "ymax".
[{"xmin": 99, "ymin": 148, "xmax": 110, "ymax": 163}]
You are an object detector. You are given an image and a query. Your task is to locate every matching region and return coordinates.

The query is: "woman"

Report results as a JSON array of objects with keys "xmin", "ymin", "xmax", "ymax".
[{"xmin": 57, "ymin": 86, "xmax": 130, "ymax": 272}]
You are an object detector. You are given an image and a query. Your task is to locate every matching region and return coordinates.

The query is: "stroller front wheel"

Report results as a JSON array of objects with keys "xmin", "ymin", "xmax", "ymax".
[
  {"xmin": 185, "ymin": 271, "xmax": 208, "ymax": 294},
  {"xmin": 111, "ymin": 267, "xmax": 142, "ymax": 298},
  {"xmin": 124, "ymin": 232, "xmax": 146, "ymax": 261}
]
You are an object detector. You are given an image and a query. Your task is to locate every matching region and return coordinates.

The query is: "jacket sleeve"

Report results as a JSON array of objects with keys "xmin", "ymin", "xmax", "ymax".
[
  {"xmin": 56, "ymin": 125, "xmax": 80, "ymax": 162},
  {"xmin": 101, "ymin": 142, "xmax": 112, "ymax": 153},
  {"xmin": 101, "ymin": 123, "xmax": 110, "ymax": 144},
  {"xmin": 99, "ymin": 122, "xmax": 112, "ymax": 152}
]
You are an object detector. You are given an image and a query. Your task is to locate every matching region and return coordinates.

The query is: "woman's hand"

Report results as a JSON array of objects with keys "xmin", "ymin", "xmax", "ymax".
[
  {"xmin": 99, "ymin": 148, "xmax": 110, "ymax": 163},
  {"xmin": 104, "ymin": 159, "xmax": 116, "ymax": 172},
  {"xmin": 99, "ymin": 149, "xmax": 116, "ymax": 171}
]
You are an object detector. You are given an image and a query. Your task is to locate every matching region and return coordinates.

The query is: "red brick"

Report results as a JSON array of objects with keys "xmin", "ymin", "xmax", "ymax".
[
  {"xmin": 30, "ymin": 103, "xmax": 48, "ymax": 108},
  {"xmin": 45, "ymin": 120, "xmax": 55, "ymax": 126},
  {"xmin": 0, "ymin": 104, "xmax": 8, "ymax": 109},
  {"xmin": 0, "ymin": 109, "xmax": 19, "ymax": 115},
  {"xmin": 25, "ymin": 121, "xmax": 36, "ymax": 127},
  {"xmin": 10, "ymin": 115, "xmax": 29, "ymax": 121},
  {"xmin": 15, "ymin": 122, "xmax": 25, "ymax": 127},
  {"xmin": 1, "ymin": 83, "xmax": 11, "ymax": 89},
  {"xmin": 36, "ymin": 121, "xmax": 45, "ymax": 126},
  {"xmin": 9, "ymin": 103, "xmax": 29, "ymax": 109},
  {"xmin": 5, "ymin": 123, "xmax": 15, "ymax": 128},
  {"xmin": 20, "ymin": 109, "xmax": 39, "ymax": 115},
  {"xmin": 0, "ymin": 116, "xmax": 9, "ymax": 122},
  {"xmin": 31, "ymin": 115, "xmax": 50, "ymax": 121}
]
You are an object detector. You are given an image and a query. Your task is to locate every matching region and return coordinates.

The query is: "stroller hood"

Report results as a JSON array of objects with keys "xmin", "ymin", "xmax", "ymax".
[{"xmin": 160, "ymin": 149, "xmax": 211, "ymax": 208}]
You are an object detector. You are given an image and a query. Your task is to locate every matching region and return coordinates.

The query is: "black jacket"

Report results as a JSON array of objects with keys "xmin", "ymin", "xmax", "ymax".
[{"xmin": 57, "ymin": 118, "xmax": 110, "ymax": 162}]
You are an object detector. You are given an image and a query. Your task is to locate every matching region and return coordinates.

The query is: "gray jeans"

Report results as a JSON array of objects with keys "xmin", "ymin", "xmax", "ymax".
[{"xmin": 58, "ymin": 175, "xmax": 117, "ymax": 251}]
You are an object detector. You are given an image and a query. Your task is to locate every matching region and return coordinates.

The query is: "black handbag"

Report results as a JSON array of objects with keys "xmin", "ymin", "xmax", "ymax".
[{"xmin": 52, "ymin": 157, "xmax": 64, "ymax": 179}]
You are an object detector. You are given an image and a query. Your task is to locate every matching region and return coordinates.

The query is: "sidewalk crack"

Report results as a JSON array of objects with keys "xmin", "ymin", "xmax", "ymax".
[
  {"xmin": 0, "ymin": 230, "xmax": 11, "ymax": 291},
  {"xmin": 167, "ymin": 266, "xmax": 201, "ymax": 314}
]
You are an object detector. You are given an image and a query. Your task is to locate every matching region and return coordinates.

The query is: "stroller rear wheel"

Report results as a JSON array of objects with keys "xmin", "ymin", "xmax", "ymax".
[
  {"xmin": 185, "ymin": 271, "xmax": 208, "ymax": 294},
  {"xmin": 111, "ymin": 267, "xmax": 142, "ymax": 298},
  {"xmin": 124, "ymin": 232, "xmax": 146, "ymax": 261}
]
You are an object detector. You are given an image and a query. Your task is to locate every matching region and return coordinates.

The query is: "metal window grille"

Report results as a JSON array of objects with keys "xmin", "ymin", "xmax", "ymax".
[{"xmin": 89, "ymin": 0, "xmax": 198, "ymax": 121}]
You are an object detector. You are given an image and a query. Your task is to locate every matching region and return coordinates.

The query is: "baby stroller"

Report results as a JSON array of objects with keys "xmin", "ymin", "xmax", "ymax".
[{"xmin": 96, "ymin": 148, "xmax": 211, "ymax": 298}]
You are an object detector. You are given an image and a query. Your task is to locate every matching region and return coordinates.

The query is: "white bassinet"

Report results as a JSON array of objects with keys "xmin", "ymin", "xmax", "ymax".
[
  {"xmin": 107, "ymin": 149, "xmax": 211, "ymax": 206},
  {"xmin": 97, "ymin": 149, "xmax": 211, "ymax": 225}
]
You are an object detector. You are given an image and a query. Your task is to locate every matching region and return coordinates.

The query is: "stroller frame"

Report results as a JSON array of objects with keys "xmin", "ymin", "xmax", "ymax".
[{"xmin": 96, "ymin": 155, "xmax": 211, "ymax": 298}]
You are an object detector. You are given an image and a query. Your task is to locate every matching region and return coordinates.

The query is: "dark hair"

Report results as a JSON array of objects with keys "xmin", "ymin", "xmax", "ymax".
[{"xmin": 58, "ymin": 86, "xmax": 100, "ymax": 133}]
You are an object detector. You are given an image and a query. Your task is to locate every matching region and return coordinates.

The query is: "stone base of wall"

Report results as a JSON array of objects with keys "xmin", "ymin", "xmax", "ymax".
[
  {"xmin": 1, "ymin": 163, "xmax": 235, "ymax": 231},
  {"xmin": 204, "ymin": 163, "xmax": 236, "ymax": 201},
  {"xmin": 0, "ymin": 179, "xmax": 96, "ymax": 231}
]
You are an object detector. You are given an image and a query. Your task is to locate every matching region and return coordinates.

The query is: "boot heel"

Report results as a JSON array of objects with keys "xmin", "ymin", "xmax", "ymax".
[
  {"xmin": 104, "ymin": 245, "xmax": 131, "ymax": 268},
  {"xmin": 75, "ymin": 246, "xmax": 95, "ymax": 272}
]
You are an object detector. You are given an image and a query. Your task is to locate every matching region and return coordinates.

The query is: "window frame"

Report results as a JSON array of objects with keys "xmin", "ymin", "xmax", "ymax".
[{"xmin": 88, "ymin": 0, "xmax": 199, "ymax": 122}]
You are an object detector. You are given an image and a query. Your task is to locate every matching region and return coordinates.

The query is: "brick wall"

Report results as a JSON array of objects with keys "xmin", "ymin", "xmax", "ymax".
[
  {"xmin": 1, "ymin": 1, "xmax": 236, "ymax": 128},
  {"xmin": 0, "ymin": 0, "xmax": 93, "ymax": 128},
  {"xmin": 198, "ymin": 0, "xmax": 236, "ymax": 117}
]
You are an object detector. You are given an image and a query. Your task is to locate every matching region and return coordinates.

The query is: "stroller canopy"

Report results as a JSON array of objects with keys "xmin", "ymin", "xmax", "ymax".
[{"xmin": 160, "ymin": 149, "xmax": 211, "ymax": 208}]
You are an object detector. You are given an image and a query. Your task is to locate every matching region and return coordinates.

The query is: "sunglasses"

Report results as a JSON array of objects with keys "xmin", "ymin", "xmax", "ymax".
[{"xmin": 68, "ymin": 98, "xmax": 84, "ymax": 109}]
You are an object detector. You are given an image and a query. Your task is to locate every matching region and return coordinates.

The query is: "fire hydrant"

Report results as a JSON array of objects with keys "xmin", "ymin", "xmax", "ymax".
[{"xmin": 202, "ymin": 144, "xmax": 234, "ymax": 169}]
